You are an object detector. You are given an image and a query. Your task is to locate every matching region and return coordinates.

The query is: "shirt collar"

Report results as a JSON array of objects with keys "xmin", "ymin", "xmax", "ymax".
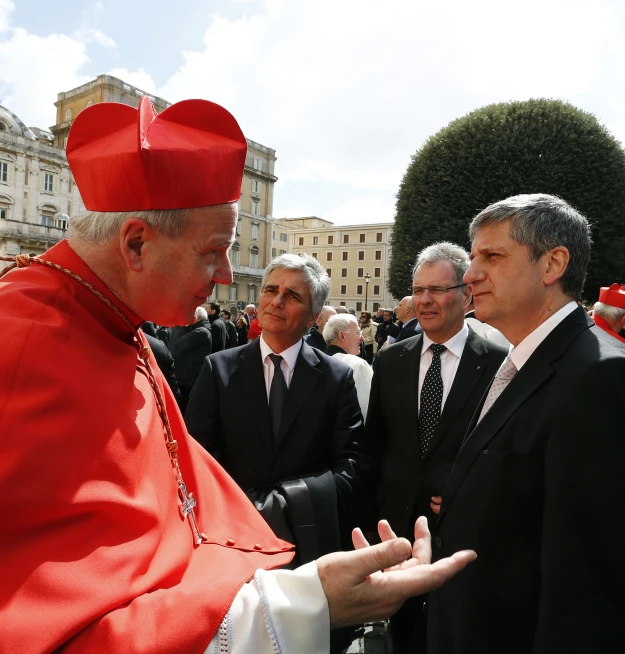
[
  {"xmin": 509, "ymin": 301, "xmax": 578, "ymax": 371},
  {"xmin": 259, "ymin": 335, "xmax": 302, "ymax": 371},
  {"xmin": 402, "ymin": 317, "xmax": 418, "ymax": 328},
  {"xmin": 421, "ymin": 321, "xmax": 469, "ymax": 359}
]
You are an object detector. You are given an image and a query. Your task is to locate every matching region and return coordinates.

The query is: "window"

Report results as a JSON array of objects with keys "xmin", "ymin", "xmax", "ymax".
[
  {"xmin": 328, "ymin": 235, "xmax": 334, "ymax": 244},
  {"xmin": 251, "ymin": 222, "xmax": 259, "ymax": 240},
  {"xmin": 356, "ymin": 302, "xmax": 362, "ymax": 311},
  {"xmin": 340, "ymin": 285, "xmax": 347, "ymax": 295},
  {"xmin": 41, "ymin": 212, "xmax": 55, "ymax": 227},
  {"xmin": 236, "ymin": 219, "xmax": 242, "ymax": 235},
  {"xmin": 357, "ymin": 284, "xmax": 363, "ymax": 294},
  {"xmin": 373, "ymin": 302, "xmax": 380, "ymax": 312},
  {"xmin": 230, "ymin": 242, "xmax": 240, "ymax": 266},
  {"xmin": 272, "ymin": 230, "xmax": 276, "ymax": 240},
  {"xmin": 280, "ymin": 249, "xmax": 287, "ymax": 255},
  {"xmin": 252, "ymin": 157, "xmax": 263, "ymax": 171},
  {"xmin": 42, "ymin": 173, "xmax": 55, "ymax": 193},
  {"xmin": 375, "ymin": 250, "xmax": 382, "ymax": 261},
  {"xmin": 55, "ymin": 215, "xmax": 68, "ymax": 230},
  {"xmin": 252, "ymin": 179, "xmax": 261, "ymax": 193},
  {"xmin": 249, "ymin": 246, "xmax": 260, "ymax": 268},
  {"xmin": 327, "ymin": 252, "xmax": 333, "ymax": 262},
  {"xmin": 376, "ymin": 232, "xmax": 383, "ymax": 242},
  {"xmin": 312, "ymin": 252, "xmax": 317, "ymax": 259},
  {"xmin": 0, "ymin": 162, "xmax": 8, "ymax": 183},
  {"xmin": 280, "ymin": 233, "xmax": 287, "ymax": 242},
  {"xmin": 343, "ymin": 234, "xmax": 349, "ymax": 244},
  {"xmin": 0, "ymin": 208, "xmax": 6, "ymax": 220},
  {"xmin": 299, "ymin": 237, "xmax": 304, "ymax": 246},
  {"xmin": 229, "ymin": 284, "xmax": 238, "ymax": 302},
  {"xmin": 357, "ymin": 267, "xmax": 364, "ymax": 277},
  {"xmin": 340, "ymin": 302, "xmax": 346, "ymax": 307},
  {"xmin": 248, "ymin": 285, "xmax": 257, "ymax": 303},
  {"xmin": 341, "ymin": 268, "xmax": 348, "ymax": 277},
  {"xmin": 251, "ymin": 200, "xmax": 260, "ymax": 216},
  {"xmin": 313, "ymin": 236, "xmax": 318, "ymax": 245},
  {"xmin": 358, "ymin": 251, "xmax": 365, "ymax": 261},
  {"xmin": 359, "ymin": 233, "xmax": 365, "ymax": 243},
  {"xmin": 271, "ymin": 247, "xmax": 276, "ymax": 257},
  {"xmin": 373, "ymin": 285, "xmax": 380, "ymax": 295},
  {"xmin": 374, "ymin": 267, "xmax": 381, "ymax": 277},
  {"xmin": 326, "ymin": 269, "xmax": 332, "ymax": 277},
  {"xmin": 65, "ymin": 109, "xmax": 72, "ymax": 121},
  {"xmin": 342, "ymin": 251, "xmax": 348, "ymax": 261}
]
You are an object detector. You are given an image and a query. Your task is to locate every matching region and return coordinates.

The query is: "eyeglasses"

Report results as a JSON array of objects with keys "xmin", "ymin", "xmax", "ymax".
[{"xmin": 412, "ymin": 283, "xmax": 467, "ymax": 297}]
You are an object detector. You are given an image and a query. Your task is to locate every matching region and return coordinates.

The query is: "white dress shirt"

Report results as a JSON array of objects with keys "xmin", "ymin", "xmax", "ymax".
[
  {"xmin": 259, "ymin": 335, "xmax": 302, "ymax": 401},
  {"xmin": 418, "ymin": 323, "xmax": 469, "ymax": 413},
  {"xmin": 507, "ymin": 301, "xmax": 578, "ymax": 371}
]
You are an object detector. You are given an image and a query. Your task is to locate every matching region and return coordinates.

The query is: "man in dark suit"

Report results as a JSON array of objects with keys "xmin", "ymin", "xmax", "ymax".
[
  {"xmin": 394, "ymin": 295, "xmax": 423, "ymax": 342},
  {"xmin": 186, "ymin": 254, "xmax": 372, "ymax": 650},
  {"xmin": 206, "ymin": 301, "xmax": 227, "ymax": 353},
  {"xmin": 427, "ymin": 194, "xmax": 625, "ymax": 653},
  {"xmin": 303, "ymin": 305, "xmax": 337, "ymax": 352},
  {"xmin": 367, "ymin": 242, "xmax": 507, "ymax": 653}
]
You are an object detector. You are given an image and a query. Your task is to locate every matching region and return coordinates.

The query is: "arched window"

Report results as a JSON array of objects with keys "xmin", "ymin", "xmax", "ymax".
[
  {"xmin": 230, "ymin": 241, "xmax": 240, "ymax": 266},
  {"xmin": 228, "ymin": 283, "xmax": 238, "ymax": 302}
]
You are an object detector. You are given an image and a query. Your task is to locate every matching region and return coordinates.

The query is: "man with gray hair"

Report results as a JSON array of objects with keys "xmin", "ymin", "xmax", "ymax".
[
  {"xmin": 367, "ymin": 241, "xmax": 508, "ymax": 654},
  {"xmin": 186, "ymin": 253, "xmax": 375, "ymax": 652},
  {"xmin": 592, "ymin": 283, "xmax": 625, "ymax": 343},
  {"xmin": 426, "ymin": 194, "xmax": 625, "ymax": 653},
  {"xmin": 303, "ymin": 304, "xmax": 337, "ymax": 351},
  {"xmin": 323, "ymin": 313, "xmax": 373, "ymax": 419}
]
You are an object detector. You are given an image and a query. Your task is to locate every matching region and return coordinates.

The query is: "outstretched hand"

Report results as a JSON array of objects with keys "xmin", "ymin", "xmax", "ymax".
[{"xmin": 316, "ymin": 517, "xmax": 476, "ymax": 628}]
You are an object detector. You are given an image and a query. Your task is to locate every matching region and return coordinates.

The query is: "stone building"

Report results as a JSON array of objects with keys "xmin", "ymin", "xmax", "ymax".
[
  {"xmin": 278, "ymin": 217, "xmax": 398, "ymax": 312},
  {"xmin": 0, "ymin": 104, "xmax": 85, "ymax": 269}
]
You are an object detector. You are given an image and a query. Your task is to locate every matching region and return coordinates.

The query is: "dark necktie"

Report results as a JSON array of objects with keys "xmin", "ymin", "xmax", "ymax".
[
  {"xmin": 268, "ymin": 354, "xmax": 288, "ymax": 441},
  {"xmin": 418, "ymin": 343, "xmax": 447, "ymax": 458}
]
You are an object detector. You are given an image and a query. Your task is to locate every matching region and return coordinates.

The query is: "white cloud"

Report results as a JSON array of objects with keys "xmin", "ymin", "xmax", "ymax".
[
  {"xmin": 0, "ymin": 0, "xmax": 13, "ymax": 34},
  {"xmin": 157, "ymin": 0, "xmax": 623, "ymax": 223},
  {"xmin": 75, "ymin": 28, "xmax": 116, "ymax": 50},
  {"xmin": 107, "ymin": 67, "xmax": 156, "ymax": 93}
]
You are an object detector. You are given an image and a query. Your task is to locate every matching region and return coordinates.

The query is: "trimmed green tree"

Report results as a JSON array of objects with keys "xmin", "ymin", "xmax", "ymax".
[{"xmin": 389, "ymin": 99, "xmax": 625, "ymax": 301}]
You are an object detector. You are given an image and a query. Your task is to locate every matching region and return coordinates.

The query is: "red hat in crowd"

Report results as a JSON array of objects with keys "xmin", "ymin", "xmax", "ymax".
[
  {"xmin": 598, "ymin": 283, "xmax": 625, "ymax": 310},
  {"xmin": 66, "ymin": 96, "xmax": 247, "ymax": 211}
]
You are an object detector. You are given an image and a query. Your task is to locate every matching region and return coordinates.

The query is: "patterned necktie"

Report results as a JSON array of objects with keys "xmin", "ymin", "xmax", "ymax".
[
  {"xmin": 268, "ymin": 354, "xmax": 288, "ymax": 441},
  {"xmin": 419, "ymin": 343, "xmax": 447, "ymax": 458},
  {"xmin": 477, "ymin": 355, "xmax": 518, "ymax": 423}
]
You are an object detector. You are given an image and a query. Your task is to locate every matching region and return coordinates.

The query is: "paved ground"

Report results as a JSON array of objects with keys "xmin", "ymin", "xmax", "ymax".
[{"xmin": 344, "ymin": 623, "xmax": 392, "ymax": 654}]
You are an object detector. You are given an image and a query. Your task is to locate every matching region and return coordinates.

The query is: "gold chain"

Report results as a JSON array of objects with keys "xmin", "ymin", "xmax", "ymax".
[{"xmin": 1, "ymin": 254, "xmax": 204, "ymax": 545}]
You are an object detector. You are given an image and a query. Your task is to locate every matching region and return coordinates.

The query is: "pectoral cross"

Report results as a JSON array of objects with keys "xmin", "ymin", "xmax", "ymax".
[{"xmin": 178, "ymin": 481, "xmax": 203, "ymax": 545}]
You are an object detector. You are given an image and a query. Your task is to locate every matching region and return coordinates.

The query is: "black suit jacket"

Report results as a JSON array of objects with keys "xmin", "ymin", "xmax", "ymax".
[
  {"xmin": 396, "ymin": 317, "xmax": 423, "ymax": 342},
  {"xmin": 427, "ymin": 307, "xmax": 625, "ymax": 654},
  {"xmin": 185, "ymin": 338, "xmax": 372, "ymax": 561},
  {"xmin": 368, "ymin": 326, "xmax": 507, "ymax": 538}
]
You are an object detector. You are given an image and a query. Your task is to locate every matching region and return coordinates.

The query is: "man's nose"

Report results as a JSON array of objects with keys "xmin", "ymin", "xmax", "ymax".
[{"xmin": 464, "ymin": 260, "xmax": 482, "ymax": 285}]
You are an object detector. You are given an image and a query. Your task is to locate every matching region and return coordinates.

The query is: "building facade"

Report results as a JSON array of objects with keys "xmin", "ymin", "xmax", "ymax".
[
  {"xmin": 0, "ymin": 104, "xmax": 85, "ymax": 269},
  {"xmin": 279, "ymin": 217, "xmax": 398, "ymax": 312}
]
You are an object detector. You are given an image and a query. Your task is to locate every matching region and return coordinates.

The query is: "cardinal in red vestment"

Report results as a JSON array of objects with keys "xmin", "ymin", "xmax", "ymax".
[{"xmin": 593, "ymin": 283, "xmax": 625, "ymax": 343}]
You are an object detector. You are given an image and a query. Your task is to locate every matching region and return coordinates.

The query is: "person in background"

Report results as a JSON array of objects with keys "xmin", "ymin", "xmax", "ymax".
[
  {"xmin": 375, "ymin": 308, "xmax": 399, "ymax": 349},
  {"xmin": 304, "ymin": 305, "xmax": 337, "ymax": 352},
  {"xmin": 592, "ymin": 284, "xmax": 625, "ymax": 343},
  {"xmin": 207, "ymin": 302, "xmax": 227, "ymax": 353},
  {"xmin": 244, "ymin": 303, "xmax": 256, "ymax": 327},
  {"xmin": 324, "ymin": 313, "xmax": 374, "ymax": 420},
  {"xmin": 359, "ymin": 311, "xmax": 378, "ymax": 364},
  {"xmin": 236, "ymin": 315, "xmax": 249, "ymax": 345},
  {"xmin": 221, "ymin": 309, "xmax": 239, "ymax": 349},
  {"xmin": 394, "ymin": 296, "xmax": 423, "ymax": 342}
]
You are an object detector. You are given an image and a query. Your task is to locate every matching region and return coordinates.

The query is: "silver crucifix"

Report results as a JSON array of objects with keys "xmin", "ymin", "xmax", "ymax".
[{"xmin": 178, "ymin": 481, "xmax": 203, "ymax": 545}]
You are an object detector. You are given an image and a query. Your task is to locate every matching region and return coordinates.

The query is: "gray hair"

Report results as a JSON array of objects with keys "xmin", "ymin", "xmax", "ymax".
[
  {"xmin": 69, "ymin": 208, "xmax": 190, "ymax": 243},
  {"xmin": 469, "ymin": 194, "xmax": 591, "ymax": 301},
  {"xmin": 593, "ymin": 301, "xmax": 625, "ymax": 324},
  {"xmin": 262, "ymin": 253, "xmax": 331, "ymax": 317},
  {"xmin": 334, "ymin": 306, "xmax": 349, "ymax": 314},
  {"xmin": 413, "ymin": 242, "xmax": 470, "ymax": 285},
  {"xmin": 323, "ymin": 314, "xmax": 357, "ymax": 344},
  {"xmin": 195, "ymin": 306, "xmax": 208, "ymax": 322}
]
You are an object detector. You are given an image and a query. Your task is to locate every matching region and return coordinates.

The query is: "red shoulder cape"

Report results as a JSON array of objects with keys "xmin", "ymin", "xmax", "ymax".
[{"xmin": 0, "ymin": 241, "xmax": 294, "ymax": 653}]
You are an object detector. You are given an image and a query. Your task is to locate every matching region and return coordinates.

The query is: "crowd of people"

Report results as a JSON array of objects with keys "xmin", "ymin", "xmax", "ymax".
[{"xmin": 1, "ymin": 95, "xmax": 624, "ymax": 654}]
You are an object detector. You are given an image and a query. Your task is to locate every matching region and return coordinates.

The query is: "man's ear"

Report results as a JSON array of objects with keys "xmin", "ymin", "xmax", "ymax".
[
  {"xmin": 543, "ymin": 246, "xmax": 569, "ymax": 287},
  {"xmin": 462, "ymin": 283, "xmax": 472, "ymax": 312},
  {"xmin": 119, "ymin": 218, "xmax": 152, "ymax": 272}
]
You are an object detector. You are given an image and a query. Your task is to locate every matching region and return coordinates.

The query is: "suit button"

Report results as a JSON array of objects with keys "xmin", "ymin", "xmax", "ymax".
[
  {"xmin": 435, "ymin": 536, "xmax": 443, "ymax": 548},
  {"xmin": 226, "ymin": 538, "xmax": 236, "ymax": 546}
]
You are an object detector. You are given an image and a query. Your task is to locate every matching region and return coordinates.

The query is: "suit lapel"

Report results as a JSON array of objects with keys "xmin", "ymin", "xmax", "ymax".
[
  {"xmin": 276, "ymin": 341, "xmax": 323, "ymax": 448},
  {"xmin": 423, "ymin": 328, "xmax": 488, "ymax": 462},
  {"xmin": 439, "ymin": 307, "xmax": 593, "ymax": 522},
  {"xmin": 398, "ymin": 334, "xmax": 424, "ymax": 460},
  {"xmin": 241, "ymin": 339, "xmax": 275, "ymax": 456}
]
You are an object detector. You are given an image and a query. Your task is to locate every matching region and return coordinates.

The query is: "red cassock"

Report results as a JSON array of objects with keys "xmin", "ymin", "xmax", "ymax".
[{"xmin": 0, "ymin": 240, "xmax": 294, "ymax": 653}]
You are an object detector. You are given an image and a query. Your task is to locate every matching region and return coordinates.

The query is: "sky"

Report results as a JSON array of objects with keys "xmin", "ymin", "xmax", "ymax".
[{"xmin": 2, "ymin": 0, "xmax": 625, "ymax": 225}]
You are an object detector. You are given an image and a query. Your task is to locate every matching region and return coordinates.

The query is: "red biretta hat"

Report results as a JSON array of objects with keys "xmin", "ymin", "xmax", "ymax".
[
  {"xmin": 598, "ymin": 283, "xmax": 625, "ymax": 309},
  {"xmin": 66, "ymin": 96, "xmax": 247, "ymax": 211}
]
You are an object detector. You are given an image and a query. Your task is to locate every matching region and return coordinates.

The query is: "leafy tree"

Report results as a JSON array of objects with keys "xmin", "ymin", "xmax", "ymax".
[{"xmin": 389, "ymin": 99, "xmax": 625, "ymax": 301}]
